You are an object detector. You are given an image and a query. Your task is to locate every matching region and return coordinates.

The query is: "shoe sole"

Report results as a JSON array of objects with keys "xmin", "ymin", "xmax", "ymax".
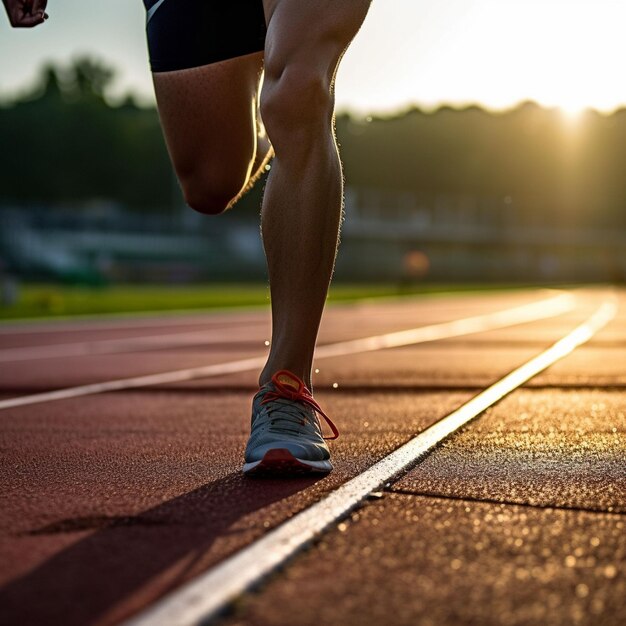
[{"xmin": 243, "ymin": 448, "xmax": 333, "ymax": 477}]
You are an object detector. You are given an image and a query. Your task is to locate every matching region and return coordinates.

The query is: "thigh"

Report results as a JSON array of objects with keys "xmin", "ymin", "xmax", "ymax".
[
  {"xmin": 144, "ymin": 0, "xmax": 267, "ymax": 182},
  {"xmin": 152, "ymin": 54, "xmax": 264, "ymax": 182}
]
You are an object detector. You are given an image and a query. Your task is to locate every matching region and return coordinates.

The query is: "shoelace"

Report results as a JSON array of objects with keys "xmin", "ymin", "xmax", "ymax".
[{"xmin": 261, "ymin": 370, "xmax": 340, "ymax": 440}]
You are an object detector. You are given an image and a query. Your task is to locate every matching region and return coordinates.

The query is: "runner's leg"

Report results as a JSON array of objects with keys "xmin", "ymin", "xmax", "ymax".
[
  {"xmin": 258, "ymin": 0, "xmax": 371, "ymax": 388},
  {"xmin": 152, "ymin": 52, "xmax": 270, "ymax": 214}
]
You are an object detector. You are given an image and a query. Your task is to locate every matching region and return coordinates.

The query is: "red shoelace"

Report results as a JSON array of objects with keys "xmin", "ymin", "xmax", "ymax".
[{"xmin": 261, "ymin": 370, "xmax": 340, "ymax": 440}]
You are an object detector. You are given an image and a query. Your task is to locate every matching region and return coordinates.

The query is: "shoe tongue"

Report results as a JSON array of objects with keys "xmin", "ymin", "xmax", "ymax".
[{"xmin": 276, "ymin": 373, "xmax": 300, "ymax": 390}]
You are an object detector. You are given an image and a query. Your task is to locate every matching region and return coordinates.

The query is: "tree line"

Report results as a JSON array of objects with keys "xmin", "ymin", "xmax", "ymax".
[
  {"xmin": 2, "ymin": 58, "xmax": 626, "ymax": 230},
  {"xmin": 0, "ymin": 58, "xmax": 172, "ymax": 210},
  {"xmin": 337, "ymin": 103, "xmax": 626, "ymax": 230}
]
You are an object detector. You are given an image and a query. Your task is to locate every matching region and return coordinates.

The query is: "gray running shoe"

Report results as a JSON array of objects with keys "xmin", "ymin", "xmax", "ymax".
[{"xmin": 242, "ymin": 370, "xmax": 338, "ymax": 476}]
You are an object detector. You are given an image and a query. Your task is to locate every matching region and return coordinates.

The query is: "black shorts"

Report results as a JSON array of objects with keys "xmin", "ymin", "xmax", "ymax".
[{"xmin": 143, "ymin": 0, "xmax": 267, "ymax": 73}]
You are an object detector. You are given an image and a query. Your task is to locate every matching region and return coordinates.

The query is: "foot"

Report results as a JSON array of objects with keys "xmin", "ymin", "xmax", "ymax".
[{"xmin": 243, "ymin": 370, "xmax": 338, "ymax": 476}]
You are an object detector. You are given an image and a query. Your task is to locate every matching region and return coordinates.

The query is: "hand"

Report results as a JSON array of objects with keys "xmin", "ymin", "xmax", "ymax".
[{"xmin": 2, "ymin": 0, "xmax": 48, "ymax": 28}]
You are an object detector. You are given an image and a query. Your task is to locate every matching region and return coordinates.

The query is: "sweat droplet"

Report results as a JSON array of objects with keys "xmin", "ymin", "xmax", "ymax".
[
  {"xmin": 332, "ymin": 382, "xmax": 339, "ymax": 389},
  {"xmin": 264, "ymin": 340, "xmax": 270, "ymax": 346},
  {"xmin": 315, "ymin": 368, "xmax": 320, "ymax": 374}
]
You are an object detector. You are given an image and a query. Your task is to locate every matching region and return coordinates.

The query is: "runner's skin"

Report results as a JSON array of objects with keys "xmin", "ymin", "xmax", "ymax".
[
  {"xmin": 2, "ymin": 0, "xmax": 47, "ymax": 27},
  {"xmin": 4, "ymin": 0, "xmax": 372, "ymax": 392},
  {"xmin": 155, "ymin": 0, "xmax": 371, "ymax": 389}
]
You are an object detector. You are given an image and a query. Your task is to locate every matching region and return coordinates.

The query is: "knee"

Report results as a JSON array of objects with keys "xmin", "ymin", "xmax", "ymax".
[
  {"xmin": 182, "ymin": 185, "xmax": 235, "ymax": 216},
  {"xmin": 260, "ymin": 62, "xmax": 334, "ymax": 143},
  {"xmin": 178, "ymin": 167, "xmax": 244, "ymax": 216}
]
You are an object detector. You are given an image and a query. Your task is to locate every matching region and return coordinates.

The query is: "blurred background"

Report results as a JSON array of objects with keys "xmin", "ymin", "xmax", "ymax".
[{"xmin": 1, "ymin": 0, "xmax": 626, "ymax": 319}]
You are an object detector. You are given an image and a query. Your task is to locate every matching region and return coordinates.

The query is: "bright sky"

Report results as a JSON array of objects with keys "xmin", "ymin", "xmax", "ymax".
[{"xmin": 1, "ymin": 0, "xmax": 626, "ymax": 114}]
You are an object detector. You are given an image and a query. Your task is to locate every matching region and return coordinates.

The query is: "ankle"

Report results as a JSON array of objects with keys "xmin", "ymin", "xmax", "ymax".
[{"xmin": 259, "ymin": 364, "xmax": 312, "ymax": 390}]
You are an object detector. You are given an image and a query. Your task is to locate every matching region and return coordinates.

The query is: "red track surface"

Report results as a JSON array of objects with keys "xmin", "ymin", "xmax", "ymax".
[{"xmin": 1, "ymin": 288, "xmax": 624, "ymax": 626}]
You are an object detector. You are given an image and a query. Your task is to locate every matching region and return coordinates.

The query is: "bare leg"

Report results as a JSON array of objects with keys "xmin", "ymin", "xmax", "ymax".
[
  {"xmin": 258, "ymin": 0, "xmax": 371, "ymax": 388},
  {"xmin": 152, "ymin": 52, "xmax": 271, "ymax": 214}
]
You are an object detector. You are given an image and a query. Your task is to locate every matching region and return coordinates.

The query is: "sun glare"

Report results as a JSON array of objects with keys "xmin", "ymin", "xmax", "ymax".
[{"xmin": 559, "ymin": 102, "xmax": 587, "ymax": 123}]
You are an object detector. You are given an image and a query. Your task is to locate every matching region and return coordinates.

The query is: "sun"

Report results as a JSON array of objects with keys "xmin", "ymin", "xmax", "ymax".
[
  {"xmin": 556, "ymin": 88, "xmax": 591, "ymax": 123},
  {"xmin": 559, "ymin": 101, "xmax": 587, "ymax": 122}
]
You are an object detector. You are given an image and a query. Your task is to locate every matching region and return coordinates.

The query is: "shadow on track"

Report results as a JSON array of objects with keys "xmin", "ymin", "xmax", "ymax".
[{"xmin": 0, "ymin": 472, "xmax": 323, "ymax": 625}]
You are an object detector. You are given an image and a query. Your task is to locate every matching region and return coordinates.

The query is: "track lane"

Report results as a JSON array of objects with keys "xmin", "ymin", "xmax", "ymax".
[
  {"xmin": 0, "ymin": 389, "xmax": 475, "ymax": 626},
  {"xmin": 0, "ymin": 289, "xmax": 566, "ymax": 351},
  {"xmin": 0, "ymin": 291, "xmax": 575, "ymax": 409},
  {"xmin": 227, "ymin": 496, "xmax": 625, "ymax": 626},
  {"xmin": 123, "ymin": 298, "xmax": 616, "ymax": 626},
  {"xmin": 218, "ymin": 296, "xmax": 625, "ymax": 626},
  {"xmin": 0, "ymin": 289, "xmax": 618, "ymax": 626}
]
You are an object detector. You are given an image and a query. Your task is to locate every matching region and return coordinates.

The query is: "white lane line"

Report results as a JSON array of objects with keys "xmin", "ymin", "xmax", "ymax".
[
  {"xmin": 313, "ymin": 293, "xmax": 575, "ymax": 359},
  {"xmin": 0, "ymin": 293, "xmax": 576, "ymax": 411},
  {"xmin": 124, "ymin": 297, "xmax": 617, "ymax": 626},
  {"xmin": 0, "ymin": 328, "xmax": 265, "ymax": 363}
]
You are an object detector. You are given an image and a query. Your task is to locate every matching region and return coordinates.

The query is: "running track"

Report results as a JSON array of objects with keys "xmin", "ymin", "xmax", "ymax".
[{"xmin": 0, "ymin": 288, "xmax": 624, "ymax": 626}]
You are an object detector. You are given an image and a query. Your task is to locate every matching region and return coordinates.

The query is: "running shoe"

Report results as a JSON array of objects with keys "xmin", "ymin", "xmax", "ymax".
[{"xmin": 242, "ymin": 369, "xmax": 339, "ymax": 476}]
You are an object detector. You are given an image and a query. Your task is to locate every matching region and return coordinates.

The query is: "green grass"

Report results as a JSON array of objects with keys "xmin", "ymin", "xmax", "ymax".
[{"xmin": 0, "ymin": 282, "xmax": 555, "ymax": 322}]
